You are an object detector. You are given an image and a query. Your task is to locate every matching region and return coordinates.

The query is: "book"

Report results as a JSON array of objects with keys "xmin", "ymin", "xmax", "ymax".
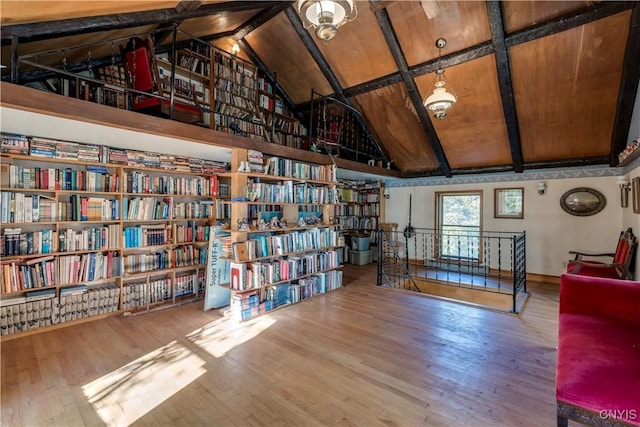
[
  {"xmin": 230, "ymin": 262, "xmax": 247, "ymax": 290},
  {"xmin": 26, "ymin": 288, "xmax": 56, "ymax": 302},
  {"xmin": 232, "ymin": 242, "xmax": 249, "ymax": 262}
]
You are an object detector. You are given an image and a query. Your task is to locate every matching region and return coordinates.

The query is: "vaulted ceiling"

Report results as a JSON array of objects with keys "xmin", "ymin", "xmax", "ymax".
[{"xmin": 1, "ymin": 1, "xmax": 639, "ymax": 178}]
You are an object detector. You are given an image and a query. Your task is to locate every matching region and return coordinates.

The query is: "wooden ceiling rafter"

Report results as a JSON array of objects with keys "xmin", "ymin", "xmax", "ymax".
[
  {"xmin": 317, "ymin": 2, "xmax": 635, "ymax": 106},
  {"xmin": 403, "ymin": 164, "xmax": 519, "ymax": 178},
  {"xmin": 283, "ymin": 6, "xmax": 391, "ymax": 163},
  {"xmin": 232, "ymin": 2, "xmax": 294, "ymax": 41},
  {"xmin": 405, "ymin": 155, "xmax": 613, "ymax": 178},
  {"xmin": 485, "ymin": 0, "xmax": 523, "ymax": 173},
  {"xmin": 283, "ymin": 8, "xmax": 348, "ymax": 105},
  {"xmin": 505, "ymin": 1, "xmax": 634, "ymax": 48},
  {"xmin": 153, "ymin": 0, "xmax": 205, "ymax": 45},
  {"xmin": 525, "ymin": 156, "xmax": 611, "ymax": 170},
  {"xmin": 372, "ymin": 6, "xmax": 451, "ymax": 178},
  {"xmin": 0, "ymin": 1, "xmax": 282, "ymax": 43},
  {"xmin": 609, "ymin": 3, "xmax": 640, "ymax": 166}
]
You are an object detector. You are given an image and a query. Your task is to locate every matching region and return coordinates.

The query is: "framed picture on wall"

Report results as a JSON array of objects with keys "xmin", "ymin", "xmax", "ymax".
[
  {"xmin": 494, "ymin": 188, "xmax": 524, "ymax": 219},
  {"xmin": 633, "ymin": 177, "xmax": 640, "ymax": 214}
]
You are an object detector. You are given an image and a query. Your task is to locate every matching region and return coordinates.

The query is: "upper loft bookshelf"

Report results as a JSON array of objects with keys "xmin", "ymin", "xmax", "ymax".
[
  {"xmin": 10, "ymin": 28, "xmax": 389, "ymax": 168},
  {"xmin": 14, "ymin": 30, "xmax": 308, "ymax": 151}
]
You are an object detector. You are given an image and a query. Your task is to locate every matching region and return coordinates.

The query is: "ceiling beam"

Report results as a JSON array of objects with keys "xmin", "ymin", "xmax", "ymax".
[
  {"xmin": 372, "ymin": 6, "xmax": 451, "ymax": 178},
  {"xmin": 485, "ymin": 1, "xmax": 524, "ymax": 173},
  {"xmin": 340, "ymin": 3, "xmax": 633, "ymax": 102},
  {"xmin": 232, "ymin": 2, "xmax": 294, "ymax": 40},
  {"xmin": 284, "ymin": 6, "xmax": 390, "ymax": 163},
  {"xmin": 283, "ymin": 8, "xmax": 348, "ymax": 104},
  {"xmin": 401, "ymin": 156, "xmax": 611, "ymax": 178},
  {"xmin": 610, "ymin": 3, "xmax": 640, "ymax": 166},
  {"xmin": 505, "ymin": 1, "xmax": 634, "ymax": 48},
  {"xmin": 342, "ymin": 73, "xmax": 403, "ymax": 99},
  {"xmin": 524, "ymin": 156, "xmax": 610, "ymax": 170},
  {"xmin": 154, "ymin": 1, "xmax": 205, "ymax": 45},
  {"xmin": 408, "ymin": 42, "xmax": 494, "ymax": 78},
  {"xmin": 1, "ymin": 1, "xmax": 281, "ymax": 43},
  {"xmin": 338, "ymin": 42, "xmax": 493, "ymax": 100}
]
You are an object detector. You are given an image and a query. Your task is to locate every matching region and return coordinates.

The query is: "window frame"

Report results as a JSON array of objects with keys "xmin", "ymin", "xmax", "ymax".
[
  {"xmin": 434, "ymin": 190, "xmax": 484, "ymax": 264},
  {"xmin": 494, "ymin": 187, "xmax": 524, "ymax": 219}
]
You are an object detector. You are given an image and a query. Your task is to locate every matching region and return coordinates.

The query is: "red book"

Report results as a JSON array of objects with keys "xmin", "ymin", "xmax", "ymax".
[
  {"xmin": 230, "ymin": 262, "xmax": 246, "ymax": 290},
  {"xmin": 210, "ymin": 175, "xmax": 218, "ymax": 196},
  {"xmin": 80, "ymin": 197, "xmax": 88, "ymax": 221}
]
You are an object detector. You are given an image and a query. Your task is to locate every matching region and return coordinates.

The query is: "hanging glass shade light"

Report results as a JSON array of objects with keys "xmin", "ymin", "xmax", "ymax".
[
  {"xmin": 297, "ymin": 0, "xmax": 358, "ymax": 42},
  {"xmin": 423, "ymin": 38, "xmax": 457, "ymax": 120}
]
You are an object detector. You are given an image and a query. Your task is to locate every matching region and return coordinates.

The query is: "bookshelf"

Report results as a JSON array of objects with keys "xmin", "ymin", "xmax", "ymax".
[
  {"xmin": 335, "ymin": 180, "xmax": 384, "ymax": 246},
  {"xmin": 257, "ymin": 71, "xmax": 308, "ymax": 149},
  {"xmin": 225, "ymin": 149, "xmax": 344, "ymax": 321},
  {"xmin": 0, "ymin": 133, "xmax": 229, "ymax": 339},
  {"xmin": 156, "ymin": 45, "xmax": 213, "ymax": 127},
  {"xmin": 213, "ymin": 50, "xmax": 265, "ymax": 140}
]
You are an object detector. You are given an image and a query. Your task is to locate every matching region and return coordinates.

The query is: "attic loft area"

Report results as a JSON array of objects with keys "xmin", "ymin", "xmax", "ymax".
[{"xmin": 4, "ymin": 26, "xmax": 390, "ymax": 173}]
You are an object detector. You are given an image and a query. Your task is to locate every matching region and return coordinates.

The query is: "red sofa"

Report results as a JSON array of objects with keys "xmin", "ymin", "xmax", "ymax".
[{"xmin": 556, "ymin": 274, "xmax": 640, "ymax": 426}]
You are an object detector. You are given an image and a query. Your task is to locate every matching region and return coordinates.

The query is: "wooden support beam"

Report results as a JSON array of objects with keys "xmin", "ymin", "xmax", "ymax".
[
  {"xmin": 283, "ymin": 8, "xmax": 347, "ymax": 105},
  {"xmin": 232, "ymin": 2, "xmax": 294, "ymax": 40},
  {"xmin": 485, "ymin": 1, "xmax": 524, "ymax": 173},
  {"xmin": 524, "ymin": 156, "xmax": 610, "ymax": 170},
  {"xmin": 401, "ymin": 155, "xmax": 611, "ymax": 178},
  {"xmin": 610, "ymin": 3, "xmax": 640, "ymax": 166},
  {"xmin": 408, "ymin": 42, "xmax": 494, "ymax": 79},
  {"xmin": 373, "ymin": 6, "xmax": 451, "ymax": 178},
  {"xmin": 505, "ymin": 1, "xmax": 634, "ymax": 48},
  {"xmin": 284, "ymin": 7, "xmax": 390, "ymax": 163},
  {"xmin": 154, "ymin": 1, "xmax": 205, "ymax": 45},
  {"xmin": 1, "ymin": 1, "xmax": 281, "ymax": 43}
]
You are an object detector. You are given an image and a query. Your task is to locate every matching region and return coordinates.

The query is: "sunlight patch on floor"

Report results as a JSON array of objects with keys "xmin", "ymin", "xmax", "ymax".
[
  {"xmin": 187, "ymin": 315, "xmax": 275, "ymax": 358},
  {"xmin": 82, "ymin": 340, "xmax": 206, "ymax": 426}
]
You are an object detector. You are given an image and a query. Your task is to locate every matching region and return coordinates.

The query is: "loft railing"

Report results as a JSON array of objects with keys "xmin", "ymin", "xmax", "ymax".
[
  {"xmin": 7, "ymin": 27, "xmax": 208, "ymax": 118},
  {"xmin": 308, "ymin": 89, "xmax": 388, "ymax": 164},
  {"xmin": 376, "ymin": 227, "xmax": 528, "ymax": 313}
]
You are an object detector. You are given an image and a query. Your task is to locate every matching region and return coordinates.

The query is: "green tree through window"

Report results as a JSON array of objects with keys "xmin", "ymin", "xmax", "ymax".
[{"xmin": 436, "ymin": 191, "xmax": 482, "ymax": 261}]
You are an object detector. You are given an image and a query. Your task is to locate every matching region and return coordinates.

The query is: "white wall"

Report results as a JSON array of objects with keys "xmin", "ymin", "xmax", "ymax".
[{"xmin": 385, "ymin": 176, "xmax": 623, "ymax": 277}]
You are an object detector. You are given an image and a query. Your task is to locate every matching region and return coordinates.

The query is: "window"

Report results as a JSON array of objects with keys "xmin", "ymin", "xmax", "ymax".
[{"xmin": 436, "ymin": 191, "xmax": 482, "ymax": 262}]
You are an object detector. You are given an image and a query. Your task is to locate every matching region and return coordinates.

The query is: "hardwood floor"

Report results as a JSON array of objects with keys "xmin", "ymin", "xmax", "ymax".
[{"xmin": 1, "ymin": 264, "xmax": 561, "ymax": 426}]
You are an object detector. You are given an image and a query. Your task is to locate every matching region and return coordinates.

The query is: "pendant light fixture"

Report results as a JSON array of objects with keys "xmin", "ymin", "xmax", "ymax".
[
  {"xmin": 423, "ymin": 38, "xmax": 457, "ymax": 120},
  {"xmin": 297, "ymin": 0, "xmax": 357, "ymax": 42}
]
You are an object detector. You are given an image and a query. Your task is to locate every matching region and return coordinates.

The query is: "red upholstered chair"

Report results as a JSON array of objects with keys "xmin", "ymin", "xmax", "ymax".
[
  {"xmin": 120, "ymin": 37, "xmax": 202, "ymax": 124},
  {"xmin": 567, "ymin": 227, "xmax": 637, "ymax": 280}
]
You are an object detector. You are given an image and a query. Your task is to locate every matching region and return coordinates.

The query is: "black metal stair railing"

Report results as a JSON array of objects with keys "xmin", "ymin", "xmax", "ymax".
[{"xmin": 377, "ymin": 227, "xmax": 528, "ymax": 313}]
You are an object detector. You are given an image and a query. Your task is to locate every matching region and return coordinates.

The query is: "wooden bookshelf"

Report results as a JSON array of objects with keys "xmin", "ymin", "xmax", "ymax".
[
  {"xmin": 0, "ymin": 132, "xmax": 350, "ymax": 335},
  {"xmin": 335, "ymin": 180, "xmax": 384, "ymax": 247},
  {"xmin": 225, "ymin": 148, "xmax": 345, "ymax": 321},
  {"xmin": 0, "ymin": 138, "xmax": 230, "ymax": 340}
]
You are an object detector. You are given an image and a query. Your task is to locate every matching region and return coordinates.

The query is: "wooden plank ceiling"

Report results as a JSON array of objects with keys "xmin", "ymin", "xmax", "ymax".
[{"xmin": 1, "ymin": 0, "xmax": 638, "ymax": 178}]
